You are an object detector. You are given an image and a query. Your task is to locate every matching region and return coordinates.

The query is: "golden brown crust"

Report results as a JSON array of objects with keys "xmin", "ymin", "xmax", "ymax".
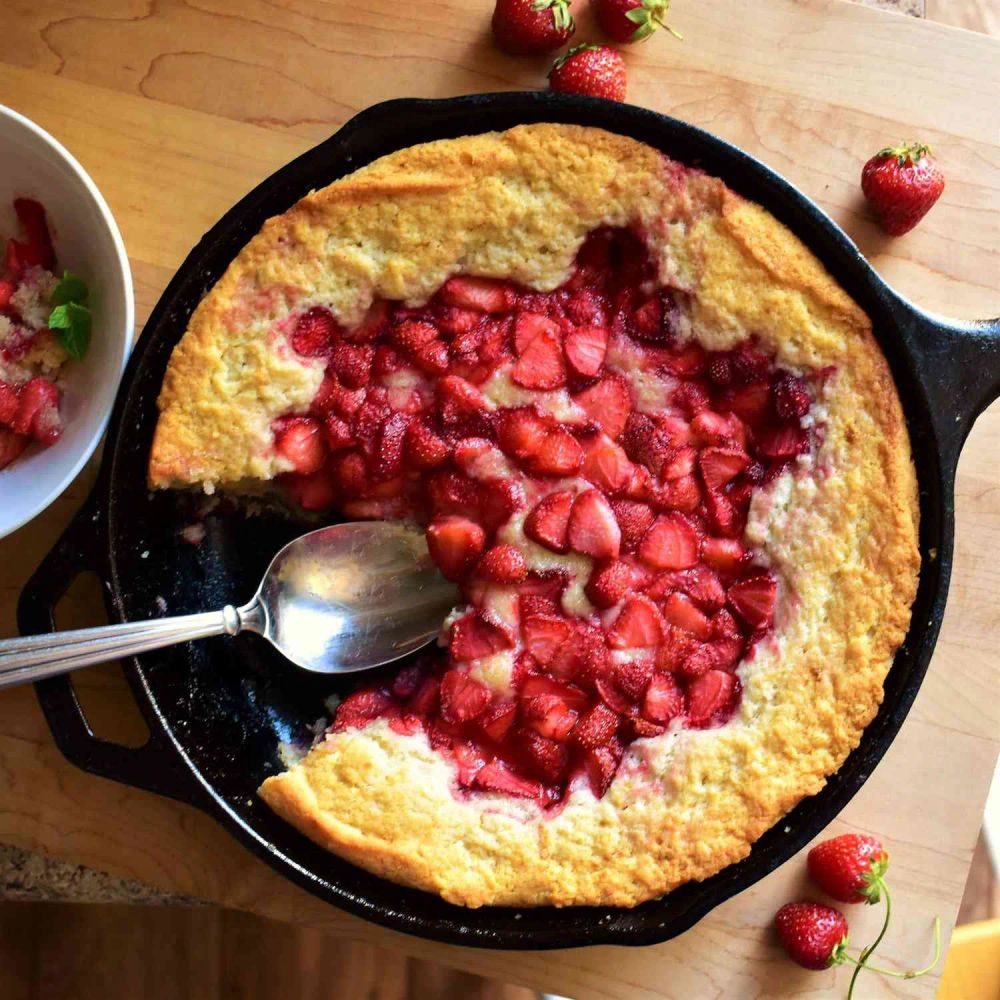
[{"xmin": 155, "ymin": 124, "xmax": 919, "ymax": 907}]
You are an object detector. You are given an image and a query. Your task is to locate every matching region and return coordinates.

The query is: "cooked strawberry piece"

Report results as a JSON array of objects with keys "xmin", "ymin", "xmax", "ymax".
[
  {"xmin": 522, "ymin": 613, "xmax": 572, "ymax": 665},
  {"xmin": 478, "ymin": 479, "xmax": 527, "ymax": 533},
  {"xmin": 638, "ymin": 513, "xmax": 700, "ymax": 571},
  {"xmin": 477, "ymin": 544, "xmax": 528, "ymax": 583},
  {"xmin": 572, "ymin": 702, "xmax": 620, "ymax": 750},
  {"xmin": 0, "ymin": 427, "xmax": 29, "ymax": 470},
  {"xmin": 405, "ymin": 420, "xmax": 450, "ymax": 468},
  {"xmin": 440, "ymin": 276, "xmax": 512, "ymax": 313},
  {"xmin": 710, "ymin": 608, "xmax": 742, "ymax": 639},
  {"xmin": 0, "ymin": 278, "xmax": 15, "ymax": 310},
  {"xmin": 661, "ymin": 445, "xmax": 696, "ymax": 480},
  {"xmin": 581, "ymin": 433, "xmax": 632, "ymax": 493},
  {"xmin": 642, "ymin": 673, "xmax": 684, "ymax": 725},
  {"xmin": 426, "ymin": 470, "xmax": 481, "ymax": 519},
  {"xmin": 699, "ymin": 446, "xmax": 750, "ymax": 490},
  {"xmin": 497, "ymin": 406, "xmax": 548, "ymax": 461},
  {"xmin": 390, "ymin": 661, "xmax": 430, "ymax": 700},
  {"xmin": 711, "ymin": 636, "xmax": 746, "ymax": 671},
  {"xmin": 773, "ymin": 374, "xmax": 811, "ymax": 420},
  {"xmin": 479, "ymin": 700, "xmax": 517, "ymax": 742},
  {"xmin": 582, "ymin": 739, "xmax": 624, "ymax": 797},
  {"xmin": 565, "ymin": 324, "xmax": 609, "ymax": 376},
  {"xmin": 573, "ymin": 374, "xmax": 631, "ymax": 439},
  {"xmin": 691, "ymin": 410, "xmax": 744, "ymax": 448},
  {"xmin": 513, "ymin": 312, "xmax": 559, "ymax": 355},
  {"xmin": 672, "ymin": 381, "xmax": 710, "ymax": 416},
  {"xmin": 522, "ymin": 693, "xmax": 578, "ymax": 742},
  {"xmin": 414, "ymin": 338, "xmax": 450, "ymax": 375},
  {"xmin": 518, "ymin": 728, "xmax": 569, "ymax": 783},
  {"xmin": 0, "ymin": 381, "xmax": 18, "ymax": 426},
  {"xmin": 595, "ymin": 674, "xmax": 632, "ymax": 714},
  {"xmin": 631, "ymin": 295, "xmax": 664, "ymax": 340},
  {"xmin": 452, "ymin": 436, "xmax": 494, "ymax": 475},
  {"xmin": 408, "ymin": 676, "xmax": 441, "ymax": 716},
  {"xmin": 449, "ymin": 611, "xmax": 514, "ymax": 661},
  {"xmin": 346, "ymin": 299, "xmax": 390, "ymax": 343},
  {"xmin": 531, "ymin": 427, "xmax": 583, "ymax": 476},
  {"xmin": 451, "ymin": 739, "xmax": 487, "ymax": 787},
  {"xmin": 321, "ymin": 413, "xmax": 353, "ymax": 452},
  {"xmin": 520, "ymin": 675, "xmax": 589, "ymax": 711},
  {"xmin": 426, "ymin": 516, "xmax": 486, "ymax": 581},
  {"xmin": 661, "ymin": 591, "xmax": 712, "ymax": 639},
  {"xmin": 440, "ymin": 669, "xmax": 491, "ymax": 723},
  {"xmin": 613, "ymin": 657, "xmax": 654, "ymax": 700},
  {"xmin": 391, "ymin": 318, "xmax": 438, "ymax": 356},
  {"xmin": 702, "ymin": 537, "xmax": 748, "ymax": 574},
  {"xmin": 332, "ymin": 687, "xmax": 395, "ymax": 732},
  {"xmin": 330, "ymin": 342, "xmax": 373, "ymax": 389},
  {"xmin": 704, "ymin": 490, "xmax": 741, "ymax": 538},
  {"xmin": 648, "ymin": 565, "xmax": 725, "ymax": 610},
  {"xmin": 707, "ymin": 354, "xmax": 734, "ymax": 386},
  {"xmin": 549, "ymin": 623, "xmax": 606, "ymax": 683},
  {"xmin": 728, "ymin": 573, "xmax": 777, "ymax": 629},
  {"xmin": 620, "ymin": 412, "xmax": 670, "ymax": 472},
  {"xmin": 607, "ymin": 499, "xmax": 653, "ymax": 553},
  {"xmin": 567, "ymin": 489, "xmax": 621, "ymax": 559},
  {"xmin": 722, "ymin": 380, "xmax": 771, "ymax": 423},
  {"xmin": 679, "ymin": 643, "xmax": 721, "ymax": 678},
  {"xmin": 524, "ymin": 490, "xmax": 574, "ymax": 553},
  {"xmin": 687, "ymin": 670, "xmax": 738, "ymax": 726},
  {"xmin": 662, "ymin": 342, "xmax": 707, "ymax": 377},
  {"xmin": 655, "ymin": 625, "xmax": 700, "ymax": 672},
  {"xmin": 437, "ymin": 375, "xmax": 491, "ymax": 434},
  {"xmin": 12, "ymin": 198, "xmax": 55, "ymax": 269},
  {"xmin": 511, "ymin": 327, "xmax": 566, "ymax": 390},
  {"xmin": 327, "ymin": 381, "xmax": 365, "ymax": 421},
  {"xmin": 658, "ymin": 414, "xmax": 692, "ymax": 448},
  {"xmin": 436, "ymin": 306, "xmax": 482, "ymax": 337},
  {"xmin": 329, "ymin": 450, "xmax": 368, "ymax": 498},
  {"xmin": 756, "ymin": 425, "xmax": 808, "ymax": 459},
  {"xmin": 565, "ymin": 288, "xmax": 609, "ymax": 327},
  {"xmin": 12, "ymin": 377, "xmax": 60, "ymax": 444},
  {"xmin": 369, "ymin": 412, "xmax": 409, "ymax": 482},
  {"xmin": 274, "ymin": 415, "xmax": 326, "ymax": 475},
  {"xmin": 608, "ymin": 595, "xmax": 664, "ymax": 649},
  {"xmin": 473, "ymin": 760, "xmax": 543, "ymax": 800},
  {"xmin": 584, "ymin": 558, "xmax": 633, "ymax": 609}
]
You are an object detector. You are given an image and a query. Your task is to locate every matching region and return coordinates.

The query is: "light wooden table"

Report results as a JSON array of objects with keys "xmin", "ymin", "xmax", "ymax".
[{"xmin": 1, "ymin": 1, "xmax": 998, "ymax": 996}]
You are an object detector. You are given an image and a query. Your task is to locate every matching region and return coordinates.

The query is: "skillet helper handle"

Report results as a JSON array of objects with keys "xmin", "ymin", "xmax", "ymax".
[
  {"xmin": 16, "ymin": 495, "xmax": 205, "ymax": 804},
  {"xmin": 0, "ymin": 608, "xmax": 241, "ymax": 690}
]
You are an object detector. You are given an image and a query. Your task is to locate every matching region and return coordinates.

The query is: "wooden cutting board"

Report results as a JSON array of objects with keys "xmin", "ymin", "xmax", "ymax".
[{"xmin": 0, "ymin": 1, "xmax": 998, "ymax": 996}]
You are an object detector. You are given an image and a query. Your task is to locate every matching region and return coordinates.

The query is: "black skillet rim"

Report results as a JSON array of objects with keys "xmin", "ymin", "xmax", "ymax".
[{"xmin": 33, "ymin": 93, "xmax": 954, "ymax": 949}]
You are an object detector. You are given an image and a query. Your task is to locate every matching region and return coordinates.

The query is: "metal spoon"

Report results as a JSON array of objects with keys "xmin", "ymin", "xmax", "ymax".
[{"xmin": 0, "ymin": 522, "xmax": 460, "ymax": 691}]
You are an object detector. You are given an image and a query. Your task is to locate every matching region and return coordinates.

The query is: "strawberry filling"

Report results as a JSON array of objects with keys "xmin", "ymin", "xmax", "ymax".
[{"xmin": 276, "ymin": 227, "xmax": 820, "ymax": 806}]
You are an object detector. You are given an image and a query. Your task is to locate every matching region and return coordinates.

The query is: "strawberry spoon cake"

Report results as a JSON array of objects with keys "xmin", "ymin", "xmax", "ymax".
[{"xmin": 149, "ymin": 125, "xmax": 919, "ymax": 908}]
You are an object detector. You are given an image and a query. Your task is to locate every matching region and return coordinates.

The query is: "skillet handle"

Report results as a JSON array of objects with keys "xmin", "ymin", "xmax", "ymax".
[
  {"xmin": 906, "ymin": 311, "xmax": 1000, "ymax": 463},
  {"xmin": 17, "ymin": 493, "xmax": 205, "ymax": 806}
]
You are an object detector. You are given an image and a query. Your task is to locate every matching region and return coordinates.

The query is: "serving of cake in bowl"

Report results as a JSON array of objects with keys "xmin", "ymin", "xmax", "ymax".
[{"xmin": 148, "ymin": 123, "xmax": 919, "ymax": 909}]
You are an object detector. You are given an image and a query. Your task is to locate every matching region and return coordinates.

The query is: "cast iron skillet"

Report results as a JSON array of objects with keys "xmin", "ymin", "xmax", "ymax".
[{"xmin": 18, "ymin": 93, "xmax": 1000, "ymax": 949}]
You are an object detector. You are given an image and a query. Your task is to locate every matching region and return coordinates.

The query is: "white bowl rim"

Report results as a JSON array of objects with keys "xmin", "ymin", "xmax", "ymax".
[{"xmin": 0, "ymin": 103, "xmax": 134, "ymax": 538}]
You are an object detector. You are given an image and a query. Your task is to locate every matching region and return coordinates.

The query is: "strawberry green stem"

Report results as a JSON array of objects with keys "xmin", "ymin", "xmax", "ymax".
[
  {"xmin": 842, "ymin": 917, "xmax": 941, "ymax": 980},
  {"xmin": 847, "ymin": 881, "xmax": 892, "ymax": 1000}
]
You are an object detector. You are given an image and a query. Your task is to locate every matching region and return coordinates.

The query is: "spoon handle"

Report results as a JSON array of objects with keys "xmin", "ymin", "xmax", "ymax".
[{"xmin": 0, "ymin": 606, "xmax": 246, "ymax": 691}]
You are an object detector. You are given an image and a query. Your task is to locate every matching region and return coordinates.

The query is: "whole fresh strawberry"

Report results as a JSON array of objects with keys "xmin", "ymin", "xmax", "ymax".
[
  {"xmin": 548, "ymin": 45, "xmax": 627, "ymax": 102},
  {"xmin": 492, "ymin": 0, "xmax": 575, "ymax": 55},
  {"xmin": 591, "ymin": 0, "xmax": 681, "ymax": 43},
  {"xmin": 808, "ymin": 833, "xmax": 889, "ymax": 904},
  {"xmin": 861, "ymin": 141, "xmax": 945, "ymax": 236},
  {"xmin": 774, "ymin": 902, "xmax": 849, "ymax": 971}
]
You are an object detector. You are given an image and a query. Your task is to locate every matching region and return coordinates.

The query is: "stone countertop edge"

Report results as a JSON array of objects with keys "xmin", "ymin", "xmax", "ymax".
[{"xmin": 0, "ymin": 0, "xmax": 925, "ymax": 910}]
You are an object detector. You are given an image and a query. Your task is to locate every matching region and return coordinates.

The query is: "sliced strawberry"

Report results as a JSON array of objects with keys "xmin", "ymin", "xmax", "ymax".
[
  {"xmin": 571, "ymin": 702, "xmax": 620, "ymax": 750},
  {"xmin": 520, "ymin": 675, "xmax": 589, "ymax": 711},
  {"xmin": 329, "ymin": 449, "xmax": 368, "ymax": 498},
  {"xmin": 642, "ymin": 673, "xmax": 684, "ymax": 725},
  {"xmin": 672, "ymin": 381, "xmax": 710, "ymax": 415},
  {"xmin": 564, "ymin": 325, "xmax": 609, "ymax": 376},
  {"xmin": 731, "ymin": 347, "xmax": 771, "ymax": 383},
  {"xmin": 405, "ymin": 420, "xmax": 451, "ymax": 468},
  {"xmin": 547, "ymin": 622, "xmax": 604, "ymax": 682},
  {"xmin": 478, "ymin": 478, "xmax": 527, "ymax": 533},
  {"xmin": 582, "ymin": 739, "xmax": 624, "ymax": 797},
  {"xmin": 390, "ymin": 661, "xmax": 430, "ymax": 700},
  {"xmin": 567, "ymin": 489, "xmax": 621, "ymax": 559},
  {"xmin": 722, "ymin": 380, "xmax": 771, "ymax": 423},
  {"xmin": 0, "ymin": 382, "xmax": 18, "ymax": 427},
  {"xmin": 346, "ymin": 299, "xmax": 390, "ymax": 343},
  {"xmin": 687, "ymin": 670, "xmax": 738, "ymax": 727},
  {"xmin": 451, "ymin": 740, "xmax": 487, "ymax": 787},
  {"xmin": 620, "ymin": 413, "xmax": 668, "ymax": 471},
  {"xmin": 517, "ymin": 728, "xmax": 569, "ymax": 784},
  {"xmin": 496, "ymin": 406, "xmax": 548, "ymax": 462},
  {"xmin": 704, "ymin": 490, "xmax": 741, "ymax": 538},
  {"xmin": 371, "ymin": 344, "xmax": 406, "ymax": 377},
  {"xmin": 426, "ymin": 516, "xmax": 486, "ymax": 581},
  {"xmin": 473, "ymin": 760, "xmax": 543, "ymax": 800},
  {"xmin": 647, "ymin": 565, "xmax": 725, "ymax": 610},
  {"xmin": 440, "ymin": 276, "xmax": 512, "ymax": 313},
  {"xmin": 437, "ymin": 306, "xmax": 482, "ymax": 338},
  {"xmin": 690, "ymin": 410, "xmax": 745, "ymax": 447},
  {"xmin": 522, "ymin": 693, "xmax": 578, "ymax": 742},
  {"xmin": 573, "ymin": 374, "xmax": 632, "ymax": 439},
  {"xmin": 581, "ymin": 433, "xmax": 632, "ymax": 493},
  {"xmin": 661, "ymin": 342, "xmax": 707, "ymax": 377},
  {"xmin": 610, "ymin": 499, "xmax": 655, "ymax": 552},
  {"xmin": 322, "ymin": 413, "xmax": 353, "ymax": 452},
  {"xmin": 370, "ymin": 412, "xmax": 409, "ymax": 482},
  {"xmin": 524, "ymin": 490, "xmax": 574, "ymax": 553},
  {"xmin": 702, "ymin": 537, "xmax": 748, "ymax": 574},
  {"xmin": 595, "ymin": 675, "xmax": 633, "ymax": 714},
  {"xmin": 565, "ymin": 287, "xmax": 610, "ymax": 327},
  {"xmin": 425, "ymin": 470, "xmax": 481, "ymax": 519},
  {"xmin": 756, "ymin": 425, "xmax": 808, "ymax": 459},
  {"xmin": 452, "ymin": 436, "xmax": 494, "ymax": 476},
  {"xmin": 638, "ymin": 513, "xmax": 700, "ymax": 570},
  {"xmin": 513, "ymin": 312, "xmax": 559, "ymax": 355},
  {"xmin": 661, "ymin": 445, "xmax": 697, "ymax": 480},
  {"xmin": 332, "ymin": 687, "xmax": 394, "ymax": 732},
  {"xmin": 0, "ymin": 278, "xmax": 15, "ymax": 310},
  {"xmin": 511, "ymin": 327, "xmax": 566, "ymax": 390},
  {"xmin": 450, "ymin": 611, "xmax": 514, "ymax": 661},
  {"xmin": 660, "ymin": 592, "xmax": 712, "ymax": 639},
  {"xmin": 608, "ymin": 596, "xmax": 664, "ymax": 649},
  {"xmin": 330, "ymin": 342, "xmax": 373, "ymax": 389},
  {"xmin": 408, "ymin": 676, "xmax": 441, "ymax": 716},
  {"xmin": 477, "ymin": 544, "xmax": 528, "ymax": 583},
  {"xmin": 391, "ymin": 318, "xmax": 437, "ymax": 356},
  {"xmin": 0, "ymin": 427, "xmax": 29, "ymax": 470},
  {"xmin": 631, "ymin": 295, "xmax": 663, "ymax": 340},
  {"xmin": 585, "ymin": 559, "xmax": 633, "ymax": 609},
  {"xmin": 274, "ymin": 415, "xmax": 326, "ymax": 475},
  {"xmin": 710, "ymin": 608, "xmax": 742, "ymax": 639},
  {"xmin": 530, "ymin": 427, "xmax": 583, "ymax": 476},
  {"xmin": 522, "ymin": 613, "xmax": 572, "ymax": 666},
  {"xmin": 291, "ymin": 306, "xmax": 340, "ymax": 357},
  {"xmin": 13, "ymin": 198, "xmax": 55, "ymax": 269},
  {"xmin": 480, "ymin": 700, "xmax": 517, "ymax": 742},
  {"xmin": 655, "ymin": 625, "xmax": 700, "ymax": 672},
  {"xmin": 773, "ymin": 374, "xmax": 811, "ymax": 420},
  {"xmin": 613, "ymin": 657, "xmax": 654, "ymax": 700},
  {"xmin": 699, "ymin": 446, "xmax": 750, "ymax": 489},
  {"xmin": 13, "ymin": 377, "xmax": 60, "ymax": 444},
  {"xmin": 707, "ymin": 354, "xmax": 734, "ymax": 386},
  {"xmin": 658, "ymin": 414, "xmax": 692, "ymax": 448},
  {"xmin": 728, "ymin": 574, "xmax": 777, "ymax": 629},
  {"xmin": 440, "ymin": 669, "xmax": 491, "ymax": 723}
]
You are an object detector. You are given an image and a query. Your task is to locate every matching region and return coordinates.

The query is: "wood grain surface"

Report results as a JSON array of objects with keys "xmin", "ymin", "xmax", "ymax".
[{"xmin": 0, "ymin": 1, "xmax": 998, "ymax": 997}]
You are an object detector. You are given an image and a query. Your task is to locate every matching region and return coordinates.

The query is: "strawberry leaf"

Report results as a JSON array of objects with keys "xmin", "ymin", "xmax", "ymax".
[
  {"xmin": 48, "ymin": 300, "xmax": 92, "ymax": 360},
  {"xmin": 51, "ymin": 270, "xmax": 89, "ymax": 307}
]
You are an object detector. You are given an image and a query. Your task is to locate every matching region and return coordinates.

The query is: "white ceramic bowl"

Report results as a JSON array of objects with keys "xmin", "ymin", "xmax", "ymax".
[{"xmin": 0, "ymin": 105, "xmax": 133, "ymax": 538}]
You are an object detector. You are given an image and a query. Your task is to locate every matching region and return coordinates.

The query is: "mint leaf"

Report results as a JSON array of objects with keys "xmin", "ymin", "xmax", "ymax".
[
  {"xmin": 49, "ymin": 301, "xmax": 92, "ymax": 360},
  {"xmin": 51, "ymin": 270, "xmax": 89, "ymax": 307}
]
